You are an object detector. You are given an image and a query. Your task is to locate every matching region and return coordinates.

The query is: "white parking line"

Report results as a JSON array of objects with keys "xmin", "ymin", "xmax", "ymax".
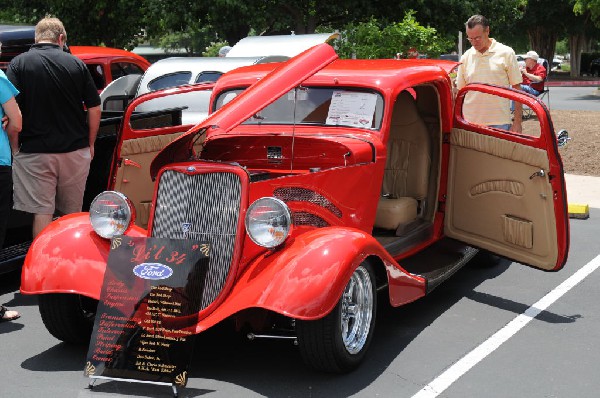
[{"xmin": 412, "ymin": 254, "xmax": 600, "ymax": 398}]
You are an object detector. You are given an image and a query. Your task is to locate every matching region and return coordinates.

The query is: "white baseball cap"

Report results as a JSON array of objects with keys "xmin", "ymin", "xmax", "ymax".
[{"xmin": 525, "ymin": 51, "xmax": 539, "ymax": 61}]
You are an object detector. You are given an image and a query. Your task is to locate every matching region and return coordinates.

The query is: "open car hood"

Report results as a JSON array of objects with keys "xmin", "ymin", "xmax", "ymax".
[{"xmin": 150, "ymin": 43, "xmax": 338, "ymax": 179}]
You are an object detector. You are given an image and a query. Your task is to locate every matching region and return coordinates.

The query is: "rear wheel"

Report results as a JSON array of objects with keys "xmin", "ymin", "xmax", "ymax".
[
  {"xmin": 296, "ymin": 262, "xmax": 377, "ymax": 373},
  {"xmin": 39, "ymin": 293, "xmax": 98, "ymax": 344}
]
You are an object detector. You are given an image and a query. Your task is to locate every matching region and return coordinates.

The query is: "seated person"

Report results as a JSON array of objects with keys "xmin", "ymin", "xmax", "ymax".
[{"xmin": 520, "ymin": 51, "xmax": 546, "ymax": 96}]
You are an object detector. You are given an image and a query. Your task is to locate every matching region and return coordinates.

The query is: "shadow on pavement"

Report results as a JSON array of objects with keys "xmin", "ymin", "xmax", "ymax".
[
  {"xmin": 0, "ymin": 320, "xmax": 24, "ymax": 334},
  {"xmin": 22, "ymin": 342, "xmax": 88, "ymax": 372},
  {"xmin": 83, "ymin": 381, "xmax": 213, "ymax": 398}
]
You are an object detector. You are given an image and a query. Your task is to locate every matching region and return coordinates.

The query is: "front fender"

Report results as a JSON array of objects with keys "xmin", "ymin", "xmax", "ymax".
[
  {"xmin": 196, "ymin": 227, "xmax": 425, "ymax": 331},
  {"xmin": 20, "ymin": 213, "xmax": 146, "ymax": 298}
]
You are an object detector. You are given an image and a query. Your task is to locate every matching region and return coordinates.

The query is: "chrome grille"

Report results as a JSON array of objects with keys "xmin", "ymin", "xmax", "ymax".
[{"xmin": 151, "ymin": 170, "xmax": 242, "ymax": 310}]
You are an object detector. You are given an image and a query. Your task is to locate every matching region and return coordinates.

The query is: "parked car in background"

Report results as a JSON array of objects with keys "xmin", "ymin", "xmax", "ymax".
[
  {"xmin": 70, "ymin": 46, "xmax": 151, "ymax": 91},
  {"xmin": 102, "ymin": 33, "xmax": 340, "ymax": 124},
  {"xmin": 590, "ymin": 58, "xmax": 600, "ymax": 76},
  {"xmin": 21, "ymin": 44, "xmax": 570, "ymax": 374},
  {"xmin": 119, "ymin": 56, "xmax": 287, "ymax": 124},
  {"xmin": 226, "ymin": 32, "xmax": 339, "ymax": 57},
  {"xmin": 0, "ymin": 26, "xmax": 150, "ymax": 90},
  {"xmin": 438, "ymin": 53, "xmax": 459, "ymax": 62},
  {"xmin": 0, "ymin": 24, "xmax": 34, "ymax": 70}
]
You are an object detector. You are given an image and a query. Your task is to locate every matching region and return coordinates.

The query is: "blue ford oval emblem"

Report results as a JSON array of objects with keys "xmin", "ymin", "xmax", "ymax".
[{"xmin": 133, "ymin": 263, "xmax": 173, "ymax": 280}]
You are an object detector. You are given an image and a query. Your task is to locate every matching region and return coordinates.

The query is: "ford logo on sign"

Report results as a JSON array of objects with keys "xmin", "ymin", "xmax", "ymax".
[{"xmin": 133, "ymin": 263, "xmax": 173, "ymax": 280}]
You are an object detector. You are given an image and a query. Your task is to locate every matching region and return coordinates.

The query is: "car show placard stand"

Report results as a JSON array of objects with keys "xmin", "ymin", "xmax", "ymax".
[{"xmin": 84, "ymin": 236, "xmax": 210, "ymax": 397}]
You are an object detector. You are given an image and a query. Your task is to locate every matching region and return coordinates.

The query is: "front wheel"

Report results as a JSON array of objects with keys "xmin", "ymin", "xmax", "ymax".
[
  {"xmin": 296, "ymin": 261, "xmax": 377, "ymax": 373},
  {"xmin": 39, "ymin": 293, "xmax": 98, "ymax": 344}
]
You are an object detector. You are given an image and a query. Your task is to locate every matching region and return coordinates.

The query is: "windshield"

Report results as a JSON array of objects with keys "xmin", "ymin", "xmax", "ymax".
[{"xmin": 215, "ymin": 87, "xmax": 384, "ymax": 130}]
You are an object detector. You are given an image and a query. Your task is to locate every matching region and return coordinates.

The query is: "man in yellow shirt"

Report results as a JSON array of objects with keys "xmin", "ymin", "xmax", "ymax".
[{"xmin": 456, "ymin": 15, "xmax": 523, "ymax": 132}]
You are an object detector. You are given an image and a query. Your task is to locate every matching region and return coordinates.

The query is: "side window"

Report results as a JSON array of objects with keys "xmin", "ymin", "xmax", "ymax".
[
  {"xmin": 461, "ymin": 91, "xmax": 543, "ymax": 138},
  {"xmin": 195, "ymin": 71, "xmax": 223, "ymax": 84},
  {"xmin": 147, "ymin": 72, "xmax": 192, "ymax": 92},
  {"xmin": 86, "ymin": 64, "xmax": 105, "ymax": 91},
  {"xmin": 111, "ymin": 62, "xmax": 145, "ymax": 80}
]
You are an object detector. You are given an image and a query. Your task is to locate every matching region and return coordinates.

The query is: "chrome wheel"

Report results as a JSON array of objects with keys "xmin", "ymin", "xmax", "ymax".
[
  {"xmin": 340, "ymin": 266, "xmax": 374, "ymax": 354},
  {"xmin": 296, "ymin": 261, "xmax": 377, "ymax": 373}
]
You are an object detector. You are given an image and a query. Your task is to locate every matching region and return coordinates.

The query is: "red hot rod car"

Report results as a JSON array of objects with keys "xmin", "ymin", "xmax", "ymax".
[{"xmin": 21, "ymin": 44, "xmax": 569, "ymax": 373}]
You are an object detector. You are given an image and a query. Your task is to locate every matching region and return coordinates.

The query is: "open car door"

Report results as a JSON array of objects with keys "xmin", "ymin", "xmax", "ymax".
[
  {"xmin": 108, "ymin": 84, "xmax": 214, "ymax": 228},
  {"xmin": 445, "ymin": 84, "xmax": 569, "ymax": 271}
]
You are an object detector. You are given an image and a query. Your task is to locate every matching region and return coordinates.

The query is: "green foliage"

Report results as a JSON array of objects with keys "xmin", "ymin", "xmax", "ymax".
[
  {"xmin": 555, "ymin": 38, "xmax": 569, "ymax": 55},
  {"xmin": 574, "ymin": 0, "xmax": 600, "ymax": 24},
  {"xmin": 149, "ymin": 25, "xmax": 223, "ymax": 56},
  {"xmin": 335, "ymin": 12, "xmax": 452, "ymax": 59},
  {"xmin": 0, "ymin": 0, "xmax": 146, "ymax": 48},
  {"xmin": 1, "ymin": 0, "xmax": 591, "ymax": 61},
  {"xmin": 203, "ymin": 40, "xmax": 230, "ymax": 57},
  {"xmin": 371, "ymin": 0, "xmax": 527, "ymax": 48}
]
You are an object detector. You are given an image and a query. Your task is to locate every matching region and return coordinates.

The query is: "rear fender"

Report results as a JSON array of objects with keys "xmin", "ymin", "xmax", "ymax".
[
  {"xmin": 20, "ymin": 213, "xmax": 146, "ymax": 298},
  {"xmin": 198, "ymin": 227, "xmax": 425, "ymax": 330}
]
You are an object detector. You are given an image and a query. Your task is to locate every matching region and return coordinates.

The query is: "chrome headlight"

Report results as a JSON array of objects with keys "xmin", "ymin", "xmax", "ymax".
[
  {"xmin": 245, "ymin": 197, "xmax": 292, "ymax": 248},
  {"xmin": 89, "ymin": 191, "xmax": 135, "ymax": 239}
]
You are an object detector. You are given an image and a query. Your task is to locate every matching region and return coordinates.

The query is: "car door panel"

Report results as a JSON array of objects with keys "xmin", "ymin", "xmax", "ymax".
[{"xmin": 445, "ymin": 84, "xmax": 569, "ymax": 271}]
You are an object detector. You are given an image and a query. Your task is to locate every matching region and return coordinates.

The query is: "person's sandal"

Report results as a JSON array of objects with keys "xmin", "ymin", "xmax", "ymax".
[{"xmin": 0, "ymin": 305, "xmax": 20, "ymax": 322}]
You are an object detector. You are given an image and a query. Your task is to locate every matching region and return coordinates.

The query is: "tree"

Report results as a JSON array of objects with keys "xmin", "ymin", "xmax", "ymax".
[
  {"xmin": 370, "ymin": 0, "xmax": 527, "ymax": 50},
  {"xmin": 1, "ymin": 0, "xmax": 146, "ymax": 48},
  {"xmin": 574, "ymin": 0, "xmax": 600, "ymax": 21},
  {"xmin": 515, "ymin": 0, "xmax": 575, "ymax": 65},
  {"xmin": 335, "ymin": 12, "xmax": 452, "ymax": 59},
  {"xmin": 573, "ymin": 0, "xmax": 600, "ymax": 76}
]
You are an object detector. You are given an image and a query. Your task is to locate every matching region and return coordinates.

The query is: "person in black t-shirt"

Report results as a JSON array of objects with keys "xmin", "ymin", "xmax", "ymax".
[{"xmin": 7, "ymin": 16, "xmax": 101, "ymax": 237}]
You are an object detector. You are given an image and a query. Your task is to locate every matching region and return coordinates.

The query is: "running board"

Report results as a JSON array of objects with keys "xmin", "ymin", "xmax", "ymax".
[
  {"xmin": 400, "ymin": 238, "xmax": 479, "ymax": 294},
  {"xmin": 0, "ymin": 240, "xmax": 31, "ymax": 274}
]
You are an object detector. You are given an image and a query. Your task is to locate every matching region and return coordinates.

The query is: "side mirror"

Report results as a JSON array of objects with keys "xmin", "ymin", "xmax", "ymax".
[{"xmin": 557, "ymin": 129, "xmax": 571, "ymax": 147}]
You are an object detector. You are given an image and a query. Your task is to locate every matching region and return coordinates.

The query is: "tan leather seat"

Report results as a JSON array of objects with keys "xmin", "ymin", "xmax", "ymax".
[{"xmin": 375, "ymin": 90, "xmax": 431, "ymax": 232}]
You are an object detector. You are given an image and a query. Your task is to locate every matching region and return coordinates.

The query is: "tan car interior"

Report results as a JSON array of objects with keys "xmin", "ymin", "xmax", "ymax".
[
  {"xmin": 375, "ymin": 86, "xmax": 441, "ymax": 239},
  {"xmin": 373, "ymin": 83, "xmax": 559, "ymax": 271}
]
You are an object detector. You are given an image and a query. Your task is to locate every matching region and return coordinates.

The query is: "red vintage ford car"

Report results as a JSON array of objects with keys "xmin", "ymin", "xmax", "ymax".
[{"xmin": 21, "ymin": 44, "xmax": 569, "ymax": 373}]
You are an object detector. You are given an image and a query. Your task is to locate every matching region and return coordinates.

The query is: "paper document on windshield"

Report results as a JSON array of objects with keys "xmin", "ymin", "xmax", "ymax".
[{"xmin": 326, "ymin": 91, "xmax": 377, "ymax": 127}]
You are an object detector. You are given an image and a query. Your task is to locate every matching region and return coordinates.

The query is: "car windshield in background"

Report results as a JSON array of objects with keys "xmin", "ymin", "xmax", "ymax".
[
  {"xmin": 147, "ymin": 71, "xmax": 192, "ymax": 91},
  {"xmin": 146, "ymin": 70, "xmax": 224, "ymax": 93},
  {"xmin": 195, "ymin": 71, "xmax": 223, "ymax": 83},
  {"xmin": 215, "ymin": 87, "xmax": 384, "ymax": 130},
  {"xmin": 111, "ymin": 62, "xmax": 145, "ymax": 80}
]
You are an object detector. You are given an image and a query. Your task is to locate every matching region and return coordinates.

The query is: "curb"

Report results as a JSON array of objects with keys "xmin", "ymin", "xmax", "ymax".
[
  {"xmin": 568, "ymin": 203, "xmax": 590, "ymax": 219},
  {"xmin": 546, "ymin": 80, "xmax": 600, "ymax": 87}
]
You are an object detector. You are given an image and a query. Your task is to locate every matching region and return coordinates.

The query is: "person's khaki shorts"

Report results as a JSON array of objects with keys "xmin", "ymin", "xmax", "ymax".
[{"xmin": 12, "ymin": 147, "xmax": 92, "ymax": 215}]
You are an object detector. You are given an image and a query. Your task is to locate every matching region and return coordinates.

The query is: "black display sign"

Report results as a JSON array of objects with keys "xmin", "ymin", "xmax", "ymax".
[{"xmin": 85, "ymin": 236, "xmax": 210, "ymax": 388}]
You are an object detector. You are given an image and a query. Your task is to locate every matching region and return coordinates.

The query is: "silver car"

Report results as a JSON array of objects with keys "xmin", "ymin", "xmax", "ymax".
[{"xmin": 134, "ymin": 56, "xmax": 287, "ymax": 124}]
